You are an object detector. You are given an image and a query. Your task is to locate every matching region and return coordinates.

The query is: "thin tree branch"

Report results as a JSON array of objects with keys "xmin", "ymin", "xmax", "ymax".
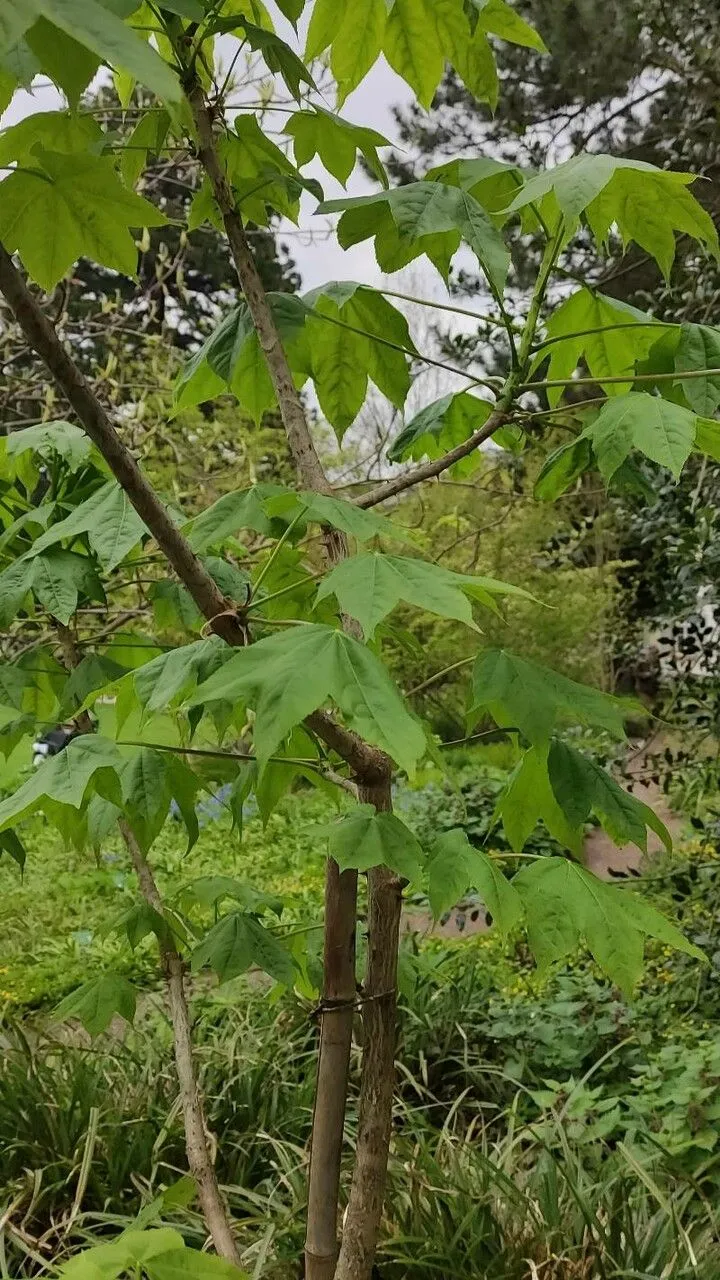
[
  {"xmin": 354, "ymin": 407, "xmax": 513, "ymax": 510},
  {"xmin": 119, "ymin": 820, "xmax": 242, "ymax": 1264},
  {"xmin": 186, "ymin": 85, "xmax": 333, "ymax": 499},
  {"xmin": 54, "ymin": 625, "xmax": 240, "ymax": 1263}
]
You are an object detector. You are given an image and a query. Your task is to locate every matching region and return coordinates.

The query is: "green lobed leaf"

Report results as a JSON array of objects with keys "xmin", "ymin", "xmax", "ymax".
[
  {"xmin": 0, "ymin": 715, "xmax": 35, "ymax": 760},
  {"xmin": 150, "ymin": 581, "xmax": 202, "ymax": 634},
  {"xmin": 425, "ymin": 827, "xmax": 521, "ymax": 928},
  {"xmin": 0, "ymin": 111, "xmax": 102, "ymax": 167},
  {"xmin": 548, "ymin": 739, "xmax": 671, "ymax": 854},
  {"xmin": 388, "ymin": 391, "xmax": 493, "ymax": 466},
  {"xmin": 383, "ymin": 0, "xmax": 447, "ymax": 110},
  {"xmin": 0, "ymin": 558, "xmax": 35, "ymax": 627},
  {"xmin": 584, "ymin": 393, "xmax": 697, "ymax": 480},
  {"xmin": 320, "ymin": 183, "xmax": 510, "ymax": 292},
  {"xmin": 285, "ymin": 106, "xmax": 390, "ymax": 188},
  {"xmin": 425, "ymin": 156, "xmax": 533, "ymax": 229},
  {"xmin": 534, "ymin": 436, "xmax": 594, "ymax": 502},
  {"xmin": 120, "ymin": 108, "xmax": 171, "ymax": 190},
  {"xmin": 175, "ymin": 283, "xmax": 415, "ymax": 435},
  {"xmin": 59, "ymin": 1229, "xmax": 189, "ymax": 1280},
  {"xmin": 330, "ymin": 0, "xmax": 387, "ymax": 103},
  {"xmin": 183, "ymin": 484, "xmax": 287, "ymax": 550},
  {"xmin": 0, "ymin": 734, "xmax": 122, "ymax": 833},
  {"xmin": 509, "ymin": 155, "xmax": 719, "ymax": 276},
  {"xmin": 495, "ymin": 744, "xmax": 583, "ymax": 855},
  {"xmin": 301, "ymin": 281, "xmax": 415, "ymax": 435},
  {"xmin": 54, "ymin": 972, "xmax": 137, "ymax": 1036},
  {"xmin": 316, "ymin": 551, "xmax": 533, "ymax": 638},
  {"xmin": 236, "ymin": 20, "xmax": 315, "ymax": 100},
  {"xmin": 0, "ymin": 148, "xmax": 167, "ymax": 292},
  {"xmin": 187, "ymin": 623, "xmax": 426, "ymax": 775},
  {"xmin": 38, "ymin": 0, "xmax": 181, "ymax": 101},
  {"xmin": 117, "ymin": 902, "xmax": 173, "ymax": 951},
  {"xmin": 30, "ymin": 481, "xmax": 148, "ymax": 570},
  {"xmin": 533, "ymin": 288, "xmax": 666, "ymax": 407},
  {"xmin": 675, "ymin": 323, "xmax": 720, "ymax": 416},
  {"xmin": 31, "ymin": 549, "xmax": 103, "ymax": 624},
  {"xmin": 475, "ymin": 0, "xmax": 547, "ymax": 51},
  {"xmin": 145, "ymin": 1248, "xmax": 249, "ymax": 1280},
  {"xmin": 261, "ymin": 487, "xmax": 416, "ymax": 545},
  {"xmin": 5, "ymin": 418, "xmax": 92, "ymax": 470},
  {"xmin": 512, "ymin": 857, "xmax": 640, "ymax": 994},
  {"xmin": 695, "ymin": 416, "xmax": 720, "ymax": 462},
  {"xmin": 191, "ymin": 912, "xmax": 296, "ymax": 985},
  {"xmin": 470, "ymin": 648, "xmax": 639, "ymax": 743},
  {"xmin": 180, "ymin": 875, "xmax": 283, "ymax": 917},
  {"xmin": 121, "ymin": 747, "xmax": 175, "ymax": 854},
  {"xmin": 107, "ymin": 638, "xmax": 232, "ymax": 722},
  {"xmin": 513, "ymin": 856, "xmax": 697, "ymax": 996},
  {"xmin": 315, "ymin": 804, "xmax": 424, "ymax": 879},
  {"xmin": 174, "ymin": 294, "xmax": 308, "ymax": 420},
  {"xmin": 60, "ymin": 653, "xmax": 125, "ymax": 715}
]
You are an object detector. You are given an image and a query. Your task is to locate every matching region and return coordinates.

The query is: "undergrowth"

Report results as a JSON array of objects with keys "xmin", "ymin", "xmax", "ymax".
[{"xmin": 3, "ymin": 753, "xmax": 720, "ymax": 1277}]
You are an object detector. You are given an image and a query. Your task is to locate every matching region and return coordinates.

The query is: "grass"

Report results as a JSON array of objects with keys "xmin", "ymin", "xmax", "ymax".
[{"xmin": 3, "ymin": 992, "xmax": 720, "ymax": 1280}]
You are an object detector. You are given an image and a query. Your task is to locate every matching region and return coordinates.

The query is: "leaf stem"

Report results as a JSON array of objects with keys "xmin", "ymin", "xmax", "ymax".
[
  {"xmin": 246, "ymin": 571, "xmax": 322, "ymax": 612},
  {"xmin": 378, "ymin": 286, "xmax": 523, "ymax": 333},
  {"xmin": 532, "ymin": 320, "xmax": 677, "ymax": 351},
  {"xmin": 250, "ymin": 503, "xmax": 308, "ymax": 597},
  {"xmin": 520, "ymin": 366, "xmax": 720, "ymax": 392},
  {"xmin": 404, "ymin": 656, "xmax": 475, "ymax": 698}
]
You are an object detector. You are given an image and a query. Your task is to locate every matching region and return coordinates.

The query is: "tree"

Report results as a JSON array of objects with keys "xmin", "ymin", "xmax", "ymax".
[{"xmin": 0, "ymin": 5, "xmax": 716, "ymax": 1279}]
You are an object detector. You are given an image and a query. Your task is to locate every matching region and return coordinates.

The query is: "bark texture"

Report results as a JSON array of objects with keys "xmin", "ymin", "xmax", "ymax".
[{"xmin": 335, "ymin": 780, "xmax": 402, "ymax": 1280}]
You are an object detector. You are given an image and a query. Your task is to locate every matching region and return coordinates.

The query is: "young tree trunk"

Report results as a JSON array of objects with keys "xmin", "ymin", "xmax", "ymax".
[
  {"xmin": 52, "ymin": 626, "xmax": 240, "ymax": 1263},
  {"xmin": 183, "ymin": 80, "xmax": 364, "ymax": 1275},
  {"xmin": 119, "ymin": 821, "xmax": 241, "ymax": 1263},
  {"xmin": 335, "ymin": 780, "xmax": 402, "ymax": 1280},
  {"xmin": 305, "ymin": 862, "xmax": 359, "ymax": 1280}
]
